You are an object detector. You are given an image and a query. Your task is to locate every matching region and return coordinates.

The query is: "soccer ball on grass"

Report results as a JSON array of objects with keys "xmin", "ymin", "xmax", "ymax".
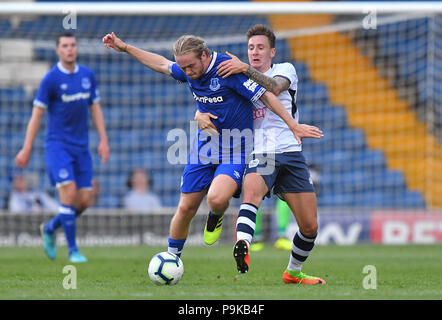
[{"xmin": 148, "ymin": 252, "xmax": 184, "ymax": 285}]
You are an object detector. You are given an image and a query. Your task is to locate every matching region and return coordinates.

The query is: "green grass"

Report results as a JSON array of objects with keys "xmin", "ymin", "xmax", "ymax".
[{"xmin": 0, "ymin": 244, "xmax": 441, "ymax": 300}]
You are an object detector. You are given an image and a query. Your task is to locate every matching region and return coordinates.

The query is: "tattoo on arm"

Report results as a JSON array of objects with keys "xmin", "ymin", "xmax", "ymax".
[{"xmin": 245, "ymin": 66, "xmax": 290, "ymax": 95}]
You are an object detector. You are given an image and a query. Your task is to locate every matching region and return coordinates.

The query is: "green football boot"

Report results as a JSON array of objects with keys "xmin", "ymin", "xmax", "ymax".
[{"xmin": 204, "ymin": 213, "xmax": 223, "ymax": 245}]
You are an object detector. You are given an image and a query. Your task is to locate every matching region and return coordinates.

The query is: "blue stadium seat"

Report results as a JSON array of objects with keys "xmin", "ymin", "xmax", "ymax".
[{"xmin": 301, "ymin": 104, "xmax": 348, "ymax": 129}]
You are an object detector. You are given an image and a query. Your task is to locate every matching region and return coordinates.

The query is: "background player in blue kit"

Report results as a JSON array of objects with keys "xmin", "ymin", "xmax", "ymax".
[
  {"xmin": 102, "ymin": 32, "xmax": 322, "ymax": 258},
  {"xmin": 15, "ymin": 32, "xmax": 110, "ymax": 263}
]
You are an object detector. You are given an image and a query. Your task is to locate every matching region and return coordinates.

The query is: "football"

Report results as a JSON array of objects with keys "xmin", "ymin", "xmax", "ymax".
[{"xmin": 148, "ymin": 252, "xmax": 184, "ymax": 285}]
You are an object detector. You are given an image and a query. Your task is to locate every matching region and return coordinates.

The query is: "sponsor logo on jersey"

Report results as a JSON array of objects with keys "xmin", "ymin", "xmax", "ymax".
[
  {"xmin": 192, "ymin": 92, "xmax": 224, "ymax": 104},
  {"xmin": 61, "ymin": 92, "xmax": 91, "ymax": 103},
  {"xmin": 209, "ymin": 78, "xmax": 221, "ymax": 91},
  {"xmin": 254, "ymin": 107, "xmax": 265, "ymax": 120},
  {"xmin": 243, "ymin": 78, "xmax": 259, "ymax": 92}
]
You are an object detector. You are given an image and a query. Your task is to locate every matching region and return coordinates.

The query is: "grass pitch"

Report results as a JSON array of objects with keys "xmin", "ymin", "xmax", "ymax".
[{"xmin": 0, "ymin": 244, "xmax": 441, "ymax": 300}]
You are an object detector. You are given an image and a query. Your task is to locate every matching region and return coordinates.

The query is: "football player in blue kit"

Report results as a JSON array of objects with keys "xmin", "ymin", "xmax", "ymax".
[
  {"xmin": 16, "ymin": 32, "xmax": 110, "ymax": 263},
  {"xmin": 102, "ymin": 32, "xmax": 322, "ymax": 258}
]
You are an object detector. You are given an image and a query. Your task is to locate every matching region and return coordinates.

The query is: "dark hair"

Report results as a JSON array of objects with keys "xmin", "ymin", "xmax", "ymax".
[
  {"xmin": 126, "ymin": 168, "xmax": 152, "ymax": 189},
  {"xmin": 246, "ymin": 24, "xmax": 276, "ymax": 49},
  {"xmin": 56, "ymin": 31, "xmax": 76, "ymax": 47}
]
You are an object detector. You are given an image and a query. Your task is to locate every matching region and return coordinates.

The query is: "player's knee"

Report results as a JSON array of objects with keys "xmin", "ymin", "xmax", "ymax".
[
  {"xmin": 177, "ymin": 202, "xmax": 198, "ymax": 218},
  {"xmin": 241, "ymin": 187, "xmax": 262, "ymax": 205},
  {"xmin": 207, "ymin": 193, "xmax": 228, "ymax": 212},
  {"xmin": 75, "ymin": 191, "xmax": 92, "ymax": 212},
  {"xmin": 300, "ymin": 221, "xmax": 318, "ymax": 238},
  {"xmin": 77, "ymin": 198, "xmax": 90, "ymax": 212},
  {"xmin": 59, "ymin": 185, "xmax": 77, "ymax": 205}
]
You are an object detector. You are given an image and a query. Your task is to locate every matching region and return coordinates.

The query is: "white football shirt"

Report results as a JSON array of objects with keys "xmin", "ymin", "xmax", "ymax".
[{"xmin": 252, "ymin": 62, "xmax": 300, "ymax": 154}]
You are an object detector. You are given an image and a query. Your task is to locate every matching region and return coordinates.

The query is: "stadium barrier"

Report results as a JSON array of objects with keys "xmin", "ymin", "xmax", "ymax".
[{"xmin": 1, "ymin": 209, "xmax": 440, "ymax": 247}]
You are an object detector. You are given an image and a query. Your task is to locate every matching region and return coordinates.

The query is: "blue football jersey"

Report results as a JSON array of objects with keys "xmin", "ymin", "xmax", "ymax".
[
  {"xmin": 169, "ymin": 52, "xmax": 266, "ymax": 163},
  {"xmin": 34, "ymin": 62, "xmax": 100, "ymax": 148}
]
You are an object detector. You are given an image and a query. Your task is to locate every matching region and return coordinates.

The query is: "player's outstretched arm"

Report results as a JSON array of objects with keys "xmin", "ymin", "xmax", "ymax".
[
  {"xmin": 15, "ymin": 106, "xmax": 45, "ymax": 168},
  {"xmin": 259, "ymin": 91, "xmax": 323, "ymax": 144},
  {"xmin": 217, "ymin": 51, "xmax": 288, "ymax": 96},
  {"xmin": 102, "ymin": 32, "xmax": 171, "ymax": 75}
]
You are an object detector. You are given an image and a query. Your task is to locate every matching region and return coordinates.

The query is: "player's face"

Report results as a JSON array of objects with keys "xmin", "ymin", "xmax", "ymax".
[
  {"xmin": 176, "ymin": 51, "xmax": 207, "ymax": 80},
  {"xmin": 56, "ymin": 36, "xmax": 78, "ymax": 65},
  {"xmin": 248, "ymin": 35, "xmax": 276, "ymax": 72}
]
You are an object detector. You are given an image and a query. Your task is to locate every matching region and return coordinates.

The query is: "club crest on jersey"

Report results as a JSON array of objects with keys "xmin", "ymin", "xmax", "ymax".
[
  {"xmin": 60, "ymin": 83, "xmax": 68, "ymax": 90},
  {"xmin": 254, "ymin": 107, "xmax": 265, "ymax": 120},
  {"xmin": 81, "ymin": 77, "xmax": 91, "ymax": 89},
  {"xmin": 248, "ymin": 159, "xmax": 260, "ymax": 168},
  {"xmin": 59, "ymin": 168, "xmax": 69, "ymax": 179},
  {"xmin": 209, "ymin": 78, "xmax": 220, "ymax": 91}
]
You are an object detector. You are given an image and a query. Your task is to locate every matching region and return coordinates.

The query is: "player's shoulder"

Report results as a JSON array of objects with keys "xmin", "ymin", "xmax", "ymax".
[
  {"xmin": 214, "ymin": 51, "xmax": 236, "ymax": 69},
  {"xmin": 45, "ymin": 64, "xmax": 61, "ymax": 77},
  {"xmin": 39, "ymin": 64, "xmax": 60, "ymax": 86},
  {"xmin": 272, "ymin": 62, "xmax": 297, "ymax": 75},
  {"xmin": 215, "ymin": 51, "xmax": 229, "ymax": 63},
  {"xmin": 215, "ymin": 52, "xmax": 246, "ymax": 82},
  {"xmin": 272, "ymin": 62, "xmax": 298, "ymax": 87},
  {"xmin": 77, "ymin": 64, "xmax": 96, "ymax": 76}
]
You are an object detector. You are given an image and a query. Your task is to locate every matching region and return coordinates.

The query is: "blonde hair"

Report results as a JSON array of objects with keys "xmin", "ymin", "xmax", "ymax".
[{"xmin": 173, "ymin": 35, "xmax": 210, "ymax": 59}]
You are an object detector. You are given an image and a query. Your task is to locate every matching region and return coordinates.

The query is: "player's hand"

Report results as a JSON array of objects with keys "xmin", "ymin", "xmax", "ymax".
[
  {"xmin": 15, "ymin": 148, "xmax": 31, "ymax": 168},
  {"xmin": 217, "ymin": 51, "xmax": 248, "ymax": 78},
  {"xmin": 102, "ymin": 32, "xmax": 128, "ymax": 52},
  {"xmin": 194, "ymin": 110, "xmax": 219, "ymax": 135},
  {"xmin": 98, "ymin": 140, "xmax": 110, "ymax": 164},
  {"xmin": 289, "ymin": 121, "xmax": 324, "ymax": 145}
]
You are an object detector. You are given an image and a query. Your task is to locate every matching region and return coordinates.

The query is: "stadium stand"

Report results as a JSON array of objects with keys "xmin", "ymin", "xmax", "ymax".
[{"xmin": 1, "ymin": 0, "xmax": 440, "ymax": 210}]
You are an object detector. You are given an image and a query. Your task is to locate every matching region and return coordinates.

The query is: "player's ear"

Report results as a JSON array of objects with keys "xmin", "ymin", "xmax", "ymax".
[{"xmin": 270, "ymin": 48, "xmax": 276, "ymax": 59}]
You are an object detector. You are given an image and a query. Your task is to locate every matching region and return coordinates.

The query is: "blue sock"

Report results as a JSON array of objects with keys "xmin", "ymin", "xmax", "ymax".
[
  {"xmin": 59, "ymin": 205, "xmax": 78, "ymax": 255},
  {"xmin": 45, "ymin": 207, "xmax": 84, "ymax": 235},
  {"xmin": 45, "ymin": 214, "xmax": 62, "ymax": 235},
  {"xmin": 168, "ymin": 237, "xmax": 186, "ymax": 258}
]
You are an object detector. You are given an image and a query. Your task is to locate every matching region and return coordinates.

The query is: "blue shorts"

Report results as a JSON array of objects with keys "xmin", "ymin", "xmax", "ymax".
[
  {"xmin": 180, "ymin": 163, "xmax": 246, "ymax": 198},
  {"xmin": 245, "ymin": 151, "xmax": 315, "ymax": 200},
  {"xmin": 45, "ymin": 142, "xmax": 93, "ymax": 189}
]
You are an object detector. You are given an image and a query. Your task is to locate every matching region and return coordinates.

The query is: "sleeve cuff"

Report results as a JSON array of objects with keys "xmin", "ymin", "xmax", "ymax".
[{"xmin": 33, "ymin": 99, "xmax": 47, "ymax": 108}]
